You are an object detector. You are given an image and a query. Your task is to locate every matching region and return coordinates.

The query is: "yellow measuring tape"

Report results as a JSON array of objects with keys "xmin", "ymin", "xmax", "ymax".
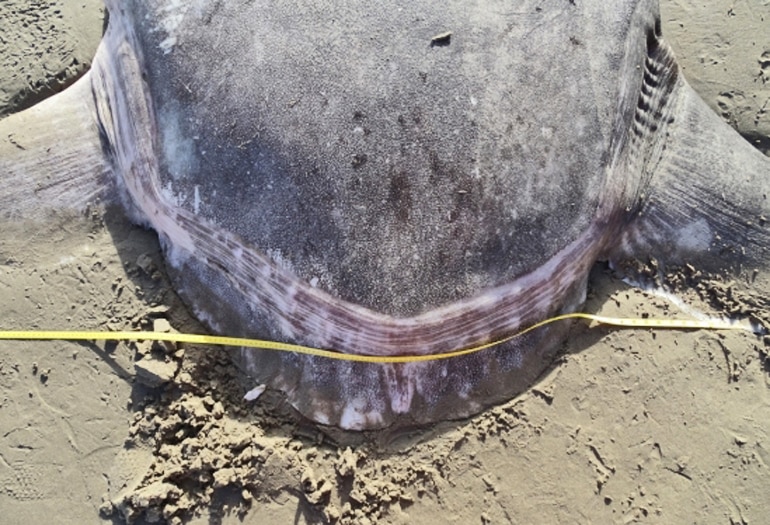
[{"xmin": 0, "ymin": 313, "xmax": 756, "ymax": 364}]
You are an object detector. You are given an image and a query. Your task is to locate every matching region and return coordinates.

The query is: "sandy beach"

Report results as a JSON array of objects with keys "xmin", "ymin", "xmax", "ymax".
[{"xmin": 0, "ymin": 1, "xmax": 768, "ymax": 524}]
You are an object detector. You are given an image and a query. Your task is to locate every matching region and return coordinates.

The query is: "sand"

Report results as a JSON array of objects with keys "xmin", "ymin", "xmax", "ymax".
[{"xmin": 0, "ymin": 2, "xmax": 768, "ymax": 524}]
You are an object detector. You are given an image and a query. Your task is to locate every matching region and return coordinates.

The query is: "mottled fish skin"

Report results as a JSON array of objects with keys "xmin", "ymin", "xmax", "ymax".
[
  {"xmin": 87, "ymin": 1, "xmax": 654, "ymax": 429},
  {"xmin": 28, "ymin": 0, "xmax": 764, "ymax": 430}
]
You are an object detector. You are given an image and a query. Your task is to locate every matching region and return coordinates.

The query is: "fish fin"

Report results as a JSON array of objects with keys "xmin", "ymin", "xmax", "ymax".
[
  {"xmin": 0, "ymin": 68, "xmax": 112, "ymax": 222},
  {"xmin": 612, "ymin": 74, "xmax": 770, "ymax": 275}
]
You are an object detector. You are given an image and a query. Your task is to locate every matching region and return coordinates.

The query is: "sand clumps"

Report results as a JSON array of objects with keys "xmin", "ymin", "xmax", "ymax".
[{"xmin": 99, "ymin": 332, "xmax": 429, "ymax": 524}]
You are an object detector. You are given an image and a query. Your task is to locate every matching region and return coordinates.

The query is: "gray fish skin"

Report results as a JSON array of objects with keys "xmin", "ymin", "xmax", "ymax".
[{"xmin": 0, "ymin": 0, "xmax": 767, "ymax": 429}]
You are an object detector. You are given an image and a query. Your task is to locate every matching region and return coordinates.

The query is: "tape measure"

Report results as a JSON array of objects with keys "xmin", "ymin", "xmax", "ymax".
[{"xmin": 0, "ymin": 312, "xmax": 757, "ymax": 364}]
